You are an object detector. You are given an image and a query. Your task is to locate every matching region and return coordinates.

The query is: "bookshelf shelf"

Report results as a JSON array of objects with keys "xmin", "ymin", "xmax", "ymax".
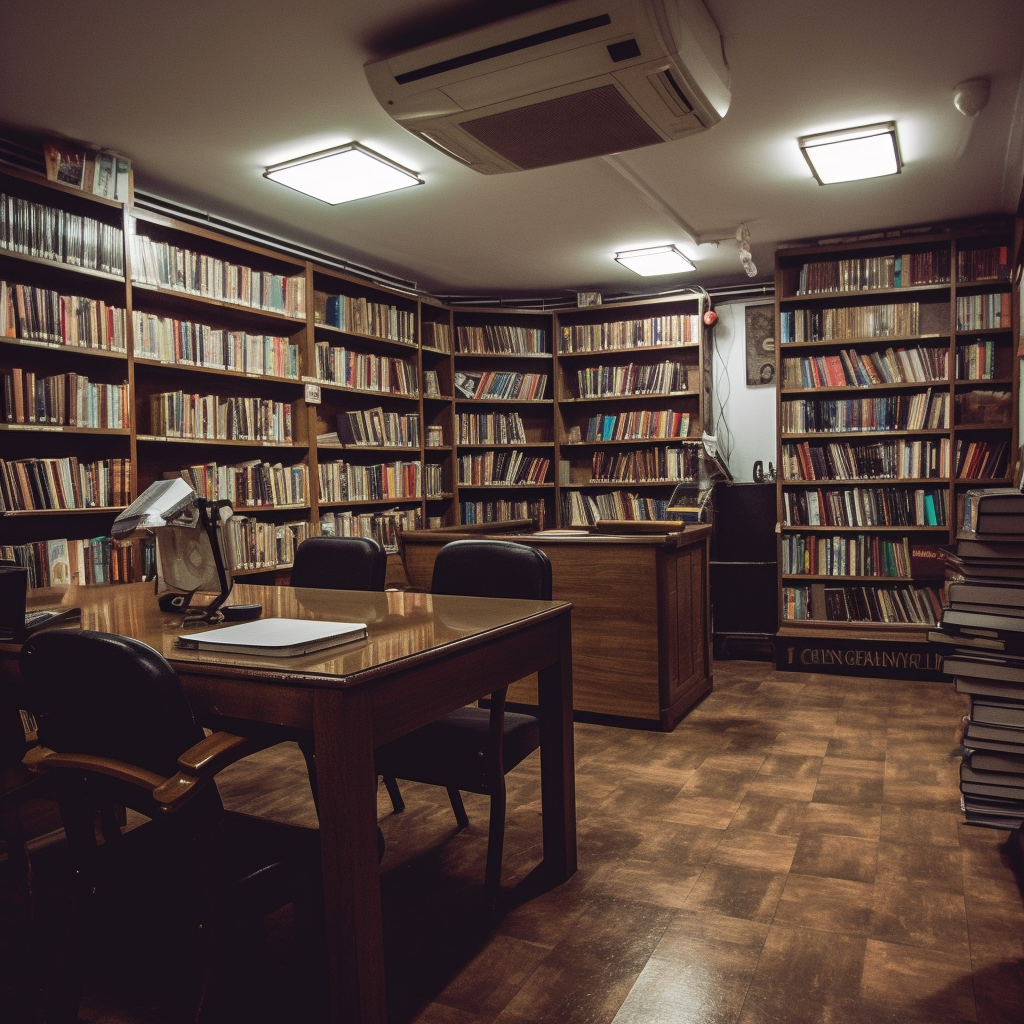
[
  {"xmin": 0, "ymin": 337, "xmax": 127, "ymax": 360},
  {"xmin": 131, "ymin": 282, "xmax": 305, "ymax": 325},
  {"xmin": 0, "ymin": 247, "xmax": 126, "ymax": 284},
  {"xmin": 136, "ymin": 435, "xmax": 303, "ymax": 448},
  {"xmin": 0, "ymin": 506, "xmax": 128, "ymax": 517},
  {"xmin": 774, "ymin": 220, "xmax": 1018, "ymax": 645},
  {"xmin": 0, "ymin": 424, "xmax": 130, "ymax": 437},
  {"xmin": 301, "ymin": 378, "xmax": 419, "ymax": 401},
  {"xmin": 135, "ymin": 357, "xmax": 300, "ymax": 386},
  {"xmin": 313, "ymin": 322, "xmax": 418, "ymax": 352}
]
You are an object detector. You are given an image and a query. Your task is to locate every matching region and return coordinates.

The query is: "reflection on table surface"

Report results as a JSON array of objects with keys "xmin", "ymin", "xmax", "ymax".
[{"xmin": 25, "ymin": 581, "xmax": 568, "ymax": 683}]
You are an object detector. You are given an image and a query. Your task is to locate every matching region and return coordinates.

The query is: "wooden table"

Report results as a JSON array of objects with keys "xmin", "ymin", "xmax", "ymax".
[
  {"xmin": 2, "ymin": 581, "xmax": 577, "ymax": 1024},
  {"xmin": 402, "ymin": 525, "xmax": 712, "ymax": 730}
]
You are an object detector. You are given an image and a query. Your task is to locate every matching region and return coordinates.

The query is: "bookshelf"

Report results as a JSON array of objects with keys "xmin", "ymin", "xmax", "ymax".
[
  {"xmin": 774, "ymin": 222, "xmax": 1018, "ymax": 641},
  {"xmin": 554, "ymin": 297, "xmax": 706, "ymax": 527},
  {"xmin": 452, "ymin": 309, "xmax": 556, "ymax": 530},
  {"xmin": 1, "ymin": 160, "xmax": 719, "ymax": 588}
]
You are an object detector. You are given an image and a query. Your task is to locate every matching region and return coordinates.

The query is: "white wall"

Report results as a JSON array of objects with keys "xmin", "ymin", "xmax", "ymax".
[{"xmin": 709, "ymin": 299, "xmax": 778, "ymax": 483}]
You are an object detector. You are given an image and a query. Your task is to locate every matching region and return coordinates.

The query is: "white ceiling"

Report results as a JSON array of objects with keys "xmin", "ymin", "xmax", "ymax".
[{"xmin": 1, "ymin": 0, "xmax": 1022, "ymax": 300}]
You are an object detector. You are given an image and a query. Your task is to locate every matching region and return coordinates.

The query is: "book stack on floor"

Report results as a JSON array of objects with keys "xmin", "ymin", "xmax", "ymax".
[{"xmin": 929, "ymin": 487, "xmax": 1024, "ymax": 830}]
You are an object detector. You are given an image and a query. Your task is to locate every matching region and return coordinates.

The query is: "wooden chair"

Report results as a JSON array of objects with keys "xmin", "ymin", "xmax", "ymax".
[
  {"xmin": 19, "ymin": 629, "xmax": 324, "ymax": 1024},
  {"xmin": 376, "ymin": 539, "xmax": 549, "ymax": 910}
]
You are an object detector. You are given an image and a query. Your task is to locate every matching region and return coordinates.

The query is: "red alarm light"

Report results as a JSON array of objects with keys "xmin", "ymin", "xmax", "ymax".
[{"xmin": 703, "ymin": 309, "xmax": 718, "ymax": 326}]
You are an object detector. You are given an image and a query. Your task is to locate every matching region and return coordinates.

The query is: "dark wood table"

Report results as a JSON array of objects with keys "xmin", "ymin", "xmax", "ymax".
[{"xmin": 3, "ymin": 581, "xmax": 577, "ymax": 1024}]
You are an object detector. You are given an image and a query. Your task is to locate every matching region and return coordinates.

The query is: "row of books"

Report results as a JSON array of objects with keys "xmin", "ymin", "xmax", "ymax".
[
  {"xmin": 0, "ymin": 536, "xmax": 133, "ymax": 587},
  {"xmin": 577, "ymin": 409, "xmax": 691, "ymax": 443},
  {"xmin": 221, "ymin": 515, "xmax": 309, "ymax": 572},
  {"xmin": 317, "ymin": 459, "xmax": 422, "ymax": 502},
  {"xmin": 780, "ymin": 344, "xmax": 948, "ymax": 389},
  {"xmin": 454, "ymin": 370, "xmax": 548, "ymax": 401},
  {"xmin": 456, "ymin": 410, "xmax": 527, "ymax": 445},
  {"xmin": 780, "ymin": 391, "xmax": 949, "ymax": 434},
  {"xmin": 133, "ymin": 311, "xmax": 299, "ymax": 378},
  {"xmin": 573, "ymin": 360, "xmax": 687, "ymax": 398},
  {"xmin": 584, "ymin": 445, "xmax": 698, "ymax": 484},
  {"xmin": 0, "ymin": 456, "xmax": 130, "ymax": 512},
  {"xmin": 956, "ymin": 293, "xmax": 1011, "ymax": 331},
  {"xmin": 780, "ymin": 302, "xmax": 921, "ymax": 344},
  {"xmin": 426, "ymin": 425, "xmax": 444, "ymax": 447},
  {"xmin": 421, "ymin": 321, "xmax": 452, "ymax": 352},
  {"xmin": 955, "ymin": 338, "xmax": 999, "ymax": 381},
  {"xmin": 131, "ymin": 234, "xmax": 306, "ymax": 317},
  {"xmin": 424, "ymin": 463, "xmax": 446, "ymax": 496},
  {"xmin": 318, "ymin": 507, "xmax": 422, "ymax": 554},
  {"xmin": 148, "ymin": 392, "xmax": 293, "ymax": 443},
  {"xmin": 783, "ymin": 581, "xmax": 943, "ymax": 624},
  {"xmin": 2, "ymin": 369, "xmax": 130, "ymax": 428},
  {"xmin": 313, "ymin": 342, "xmax": 418, "ymax": 396},
  {"xmin": 459, "ymin": 499, "xmax": 548, "ymax": 530},
  {"xmin": 781, "ymin": 533, "xmax": 915, "ymax": 578},
  {"xmin": 457, "ymin": 450, "xmax": 551, "ymax": 486},
  {"xmin": 327, "ymin": 408, "xmax": 421, "ymax": 448},
  {"xmin": 1, "ymin": 193, "xmax": 124, "ymax": 276},
  {"xmin": 455, "ymin": 324, "xmax": 548, "ymax": 354},
  {"xmin": 43, "ymin": 142, "xmax": 131, "ymax": 201},
  {"xmin": 955, "ymin": 246, "xmax": 1009, "ymax": 284},
  {"xmin": 1, "ymin": 280, "xmax": 127, "ymax": 352},
  {"xmin": 782, "ymin": 485, "xmax": 948, "ymax": 528},
  {"xmin": 955, "ymin": 439, "xmax": 1009, "ymax": 481},
  {"xmin": 795, "ymin": 250, "xmax": 950, "ymax": 295},
  {"xmin": 561, "ymin": 489, "xmax": 670, "ymax": 526},
  {"xmin": 559, "ymin": 314, "xmax": 700, "ymax": 353},
  {"xmin": 928, "ymin": 488, "xmax": 1024, "ymax": 829},
  {"xmin": 314, "ymin": 292, "xmax": 415, "ymax": 344},
  {"xmin": 782, "ymin": 438, "xmax": 951, "ymax": 481},
  {"xmin": 176, "ymin": 460, "xmax": 309, "ymax": 508}
]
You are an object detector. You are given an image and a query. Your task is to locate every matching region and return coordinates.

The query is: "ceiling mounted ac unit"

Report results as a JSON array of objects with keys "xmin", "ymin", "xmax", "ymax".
[{"xmin": 364, "ymin": 0, "xmax": 730, "ymax": 174}]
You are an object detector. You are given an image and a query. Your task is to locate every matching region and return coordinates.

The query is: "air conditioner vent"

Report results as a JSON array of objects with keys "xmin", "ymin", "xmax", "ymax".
[{"xmin": 462, "ymin": 86, "xmax": 662, "ymax": 170}]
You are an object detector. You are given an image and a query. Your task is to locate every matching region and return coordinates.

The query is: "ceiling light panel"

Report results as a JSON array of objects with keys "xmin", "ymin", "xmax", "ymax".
[
  {"xmin": 615, "ymin": 245, "xmax": 695, "ymax": 276},
  {"xmin": 799, "ymin": 122, "xmax": 901, "ymax": 185},
  {"xmin": 264, "ymin": 144, "xmax": 423, "ymax": 204}
]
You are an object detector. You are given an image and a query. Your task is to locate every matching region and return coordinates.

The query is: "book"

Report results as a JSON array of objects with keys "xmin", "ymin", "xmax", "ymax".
[
  {"xmin": 43, "ymin": 140, "xmax": 86, "ymax": 188},
  {"xmin": 961, "ymin": 764, "xmax": 1024, "ymax": 788},
  {"xmin": 948, "ymin": 581, "xmax": 1024, "ymax": 608},
  {"xmin": 941, "ymin": 608, "xmax": 1024, "ymax": 634},
  {"xmin": 960, "ymin": 487, "xmax": 1024, "ymax": 535},
  {"xmin": 952, "ymin": 537, "xmax": 1024, "ymax": 561},
  {"xmin": 176, "ymin": 617, "xmax": 367, "ymax": 657},
  {"xmin": 955, "ymin": 675, "xmax": 1024, "ymax": 701},
  {"xmin": 962, "ymin": 720, "xmax": 1024, "ymax": 748},
  {"xmin": 970, "ymin": 701, "xmax": 1024, "ymax": 728},
  {"xmin": 963, "ymin": 749, "xmax": 1024, "ymax": 774}
]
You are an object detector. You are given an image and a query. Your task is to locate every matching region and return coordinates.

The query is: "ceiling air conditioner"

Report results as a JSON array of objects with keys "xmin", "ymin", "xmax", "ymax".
[{"xmin": 364, "ymin": 0, "xmax": 730, "ymax": 174}]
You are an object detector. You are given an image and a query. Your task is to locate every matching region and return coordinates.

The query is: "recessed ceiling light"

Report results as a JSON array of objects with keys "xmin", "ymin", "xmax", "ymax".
[
  {"xmin": 615, "ymin": 245, "xmax": 696, "ymax": 276},
  {"xmin": 264, "ymin": 143, "xmax": 423, "ymax": 204},
  {"xmin": 798, "ymin": 122, "xmax": 901, "ymax": 185}
]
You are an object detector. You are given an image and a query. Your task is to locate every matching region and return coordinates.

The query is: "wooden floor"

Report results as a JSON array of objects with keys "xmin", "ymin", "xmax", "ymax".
[{"xmin": 4, "ymin": 659, "xmax": 1024, "ymax": 1023}]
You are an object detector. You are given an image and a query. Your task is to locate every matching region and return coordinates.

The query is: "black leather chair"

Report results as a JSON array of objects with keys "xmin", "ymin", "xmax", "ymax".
[
  {"xmin": 375, "ymin": 539, "xmax": 549, "ymax": 910},
  {"xmin": 288, "ymin": 535, "xmax": 389, "ymax": 807},
  {"xmin": 290, "ymin": 536, "xmax": 387, "ymax": 592},
  {"xmin": 19, "ymin": 629, "xmax": 323, "ymax": 1023}
]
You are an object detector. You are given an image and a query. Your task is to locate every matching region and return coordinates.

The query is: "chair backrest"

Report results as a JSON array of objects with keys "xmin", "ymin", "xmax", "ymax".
[
  {"xmin": 20, "ymin": 630, "xmax": 205, "ymax": 779},
  {"xmin": 431, "ymin": 540, "xmax": 552, "ymax": 601},
  {"xmin": 290, "ymin": 536, "xmax": 387, "ymax": 592}
]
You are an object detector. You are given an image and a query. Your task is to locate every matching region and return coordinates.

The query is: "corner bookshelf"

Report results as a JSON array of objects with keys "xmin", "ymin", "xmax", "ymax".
[
  {"xmin": 554, "ymin": 296, "xmax": 707, "ymax": 527},
  {"xmin": 774, "ymin": 221, "xmax": 1018, "ymax": 643},
  {"xmin": 419, "ymin": 300, "xmax": 455, "ymax": 527},
  {"xmin": 451, "ymin": 308, "xmax": 556, "ymax": 530}
]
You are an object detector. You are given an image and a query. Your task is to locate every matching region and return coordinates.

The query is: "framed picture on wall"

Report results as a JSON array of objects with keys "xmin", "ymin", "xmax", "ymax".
[{"xmin": 744, "ymin": 303, "xmax": 776, "ymax": 386}]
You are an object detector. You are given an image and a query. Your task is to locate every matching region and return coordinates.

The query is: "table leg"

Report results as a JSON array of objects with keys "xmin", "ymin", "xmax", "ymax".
[
  {"xmin": 313, "ymin": 687, "xmax": 387, "ymax": 1024},
  {"xmin": 537, "ymin": 612, "xmax": 577, "ymax": 883}
]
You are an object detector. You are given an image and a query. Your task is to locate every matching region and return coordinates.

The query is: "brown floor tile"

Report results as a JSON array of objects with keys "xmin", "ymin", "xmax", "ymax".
[
  {"xmin": 875, "ymin": 840, "xmax": 964, "ymax": 893},
  {"xmin": 858, "ymin": 939, "xmax": 977, "ymax": 1023},
  {"xmin": 682, "ymin": 862, "xmax": 788, "ymax": 923},
  {"xmin": 735, "ymin": 925, "xmax": 867, "ymax": 1024},
  {"xmin": 745, "ymin": 773, "xmax": 819, "ymax": 802},
  {"xmin": 729, "ymin": 795, "xmax": 808, "ymax": 836},
  {"xmin": 825, "ymin": 728, "xmax": 888, "ymax": 761},
  {"xmin": 709, "ymin": 830, "xmax": 799, "ymax": 873},
  {"xmin": 802, "ymin": 800, "xmax": 882, "ymax": 839},
  {"xmin": 773, "ymin": 873, "xmax": 875, "ymax": 934},
  {"xmin": 964, "ymin": 894, "xmax": 1024, "ymax": 965},
  {"xmin": 869, "ymin": 880, "xmax": 970, "ymax": 953},
  {"xmin": 765, "ymin": 733, "xmax": 831, "ymax": 757},
  {"xmin": 879, "ymin": 804, "xmax": 962, "ymax": 847},
  {"xmin": 812, "ymin": 757, "xmax": 886, "ymax": 805},
  {"xmin": 756, "ymin": 753, "xmax": 824, "ymax": 779},
  {"xmin": 790, "ymin": 833, "xmax": 878, "ymax": 883}
]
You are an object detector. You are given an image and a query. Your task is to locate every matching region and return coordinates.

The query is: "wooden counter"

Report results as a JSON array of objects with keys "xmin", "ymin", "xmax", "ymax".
[{"xmin": 402, "ymin": 524, "xmax": 712, "ymax": 730}]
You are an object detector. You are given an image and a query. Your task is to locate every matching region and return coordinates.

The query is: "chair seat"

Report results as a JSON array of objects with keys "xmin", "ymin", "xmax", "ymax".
[{"xmin": 376, "ymin": 707, "xmax": 539, "ymax": 794}]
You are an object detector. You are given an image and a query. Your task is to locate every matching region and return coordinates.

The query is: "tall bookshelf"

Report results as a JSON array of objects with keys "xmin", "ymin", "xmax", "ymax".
[
  {"xmin": 0, "ymin": 159, "xmax": 719, "ymax": 589},
  {"xmin": 774, "ymin": 222, "xmax": 1018, "ymax": 643},
  {"xmin": 555, "ymin": 296, "xmax": 707, "ymax": 526}
]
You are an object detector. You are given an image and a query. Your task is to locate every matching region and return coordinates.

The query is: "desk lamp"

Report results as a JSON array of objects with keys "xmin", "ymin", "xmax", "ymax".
[{"xmin": 112, "ymin": 478, "xmax": 260, "ymax": 624}]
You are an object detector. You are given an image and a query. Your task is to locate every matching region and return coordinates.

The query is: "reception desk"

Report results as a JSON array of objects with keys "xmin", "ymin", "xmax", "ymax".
[{"xmin": 402, "ymin": 524, "xmax": 712, "ymax": 730}]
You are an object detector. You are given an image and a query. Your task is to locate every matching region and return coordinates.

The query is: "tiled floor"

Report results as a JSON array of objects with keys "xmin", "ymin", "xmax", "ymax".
[{"xmin": 5, "ymin": 660, "xmax": 1024, "ymax": 1023}]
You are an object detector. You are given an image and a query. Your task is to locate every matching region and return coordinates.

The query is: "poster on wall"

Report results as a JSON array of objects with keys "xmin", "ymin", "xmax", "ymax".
[{"xmin": 744, "ymin": 303, "xmax": 776, "ymax": 386}]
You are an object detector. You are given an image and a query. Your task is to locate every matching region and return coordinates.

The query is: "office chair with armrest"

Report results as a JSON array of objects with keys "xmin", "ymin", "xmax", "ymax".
[
  {"xmin": 375, "ymin": 539, "xmax": 549, "ymax": 910},
  {"xmin": 19, "ymin": 629, "xmax": 324, "ymax": 1024}
]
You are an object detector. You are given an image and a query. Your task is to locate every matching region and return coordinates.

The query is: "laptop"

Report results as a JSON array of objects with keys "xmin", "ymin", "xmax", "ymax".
[{"xmin": 0, "ymin": 566, "xmax": 81, "ymax": 643}]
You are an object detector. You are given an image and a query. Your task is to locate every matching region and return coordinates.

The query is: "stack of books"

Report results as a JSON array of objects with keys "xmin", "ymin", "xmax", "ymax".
[{"xmin": 930, "ymin": 486, "xmax": 1024, "ymax": 830}]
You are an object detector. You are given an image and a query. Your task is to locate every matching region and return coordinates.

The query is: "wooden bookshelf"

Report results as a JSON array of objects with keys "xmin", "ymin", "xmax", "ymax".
[{"xmin": 774, "ymin": 222, "xmax": 1018, "ymax": 643}]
